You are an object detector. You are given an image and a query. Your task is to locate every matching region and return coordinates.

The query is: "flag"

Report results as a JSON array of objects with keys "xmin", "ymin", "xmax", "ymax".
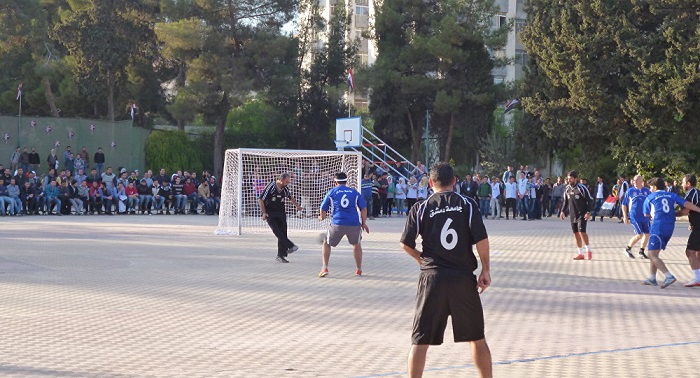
[
  {"xmin": 504, "ymin": 99, "xmax": 519, "ymax": 113},
  {"xmin": 347, "ymin": 68, "xmax": 354, "ymax": 91},
  {"xmin": 599, "ymin": 195, "xmax": 618, "ymax": 217},
  {"xmin": 130, "ymin": 102, "xmax": 138, "ymax": 121},
  {"xmin": 16, "ymin": 81, "xmax": 22, "ymax": 100}
]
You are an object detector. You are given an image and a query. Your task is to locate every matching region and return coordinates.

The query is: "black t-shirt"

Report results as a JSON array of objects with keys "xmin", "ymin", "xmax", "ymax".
[
  {"xmin": 400, "ymin": 191, "xmax": 488, "ymax": 272},
  {"xmin": 563, "ymin": 183, "xmax": 593, "ymax": 219},
  {"xmin": 260, "ymin": 181, "xmax": 292, "ymax": 215},
  {"xmin": 685, "ymin": 188, "xmax": 700, "ymax": 228}
]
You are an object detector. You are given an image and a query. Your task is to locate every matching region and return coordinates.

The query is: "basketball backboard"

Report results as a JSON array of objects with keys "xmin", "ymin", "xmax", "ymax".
[{"xmin": 335, "ymin": 117, "xmax": 362, "ymax": 149}]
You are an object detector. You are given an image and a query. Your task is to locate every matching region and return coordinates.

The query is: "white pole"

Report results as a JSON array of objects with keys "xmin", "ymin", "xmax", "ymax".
[{"xmin": 237, "ymin": 150, "xmax": 243, "ymax": 235}]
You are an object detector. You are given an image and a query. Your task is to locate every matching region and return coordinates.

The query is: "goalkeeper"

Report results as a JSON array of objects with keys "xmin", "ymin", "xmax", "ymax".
[
  {"xmin": 259, "ymin": 173, "xmax": 303, "ymax": 263},
  {"xmin": 318, "ymin": 172, "xmax": 370, "ymax": 277}
]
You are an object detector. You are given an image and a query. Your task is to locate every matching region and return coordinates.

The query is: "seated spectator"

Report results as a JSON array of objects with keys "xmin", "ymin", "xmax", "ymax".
[
  {"xmin": 35, "ymin": 182, "xmax": 46, "ymax": 214},
  {"xmin": 125, "ymin": 181, "xmax": 139, "ymax": 214},
  {"xmin": 0, "ymin": 180, "xmax": 15, "ymax": 216},
  {"xmin": 154, "ymin": 168, "xmax": 168, "ymax": 186},
  {"xmin": 7, "ymin": 178, "xmax": 22, "ymax": 216},
  {"xmin": 14, "ymin": 168, "xmax": 26, "ymax": 186},
  {"xmin": 45, "ymin": 179, "xmax": 62, "ymax": 215},
  {"xmin": 77, "ymin": 181, "xmax": 90, "ymax": 214},
  {"xmin": 74, "ymin": 169, "xmax": 87, "ymax": 187},
  {"xmin": 151, "ymin": 180, "xmax": 165, "ymax": 214},
  {"xmin": 101, "ymin": 182, "xmax": 114, "ymax": 215},
  {"xmin": 69, "ymin": 180, "xmax": 84, "ymax": 215},
  {"xmin": 86, "ymin": 168, "xmax": 102, "ymax": 187},
  {"xmin": 159, "ymin": 179, "xmax": 173, "ymax": 214},
  {"xmin": 183, "ymin": 178, "xmax": 197, "ymax": 214},
  {"xmin": 136, "ymin": 179, "xmax": 153, "ymax": 214},
  {"xmin": 172, "ymin": 176, "xmax": 186, "ymax": 214},
  {"xmin": 198, "ymin": 180, "xmax": 214, "ymax": 215},
  {"xmin": 59, "ymin": 180, "xmax": 72, "ymax": 215},
  {"xmin": 89, "ymin": 181, "xmax": 103, "ymax": 214},
  {"xmin": 114, "ymin": 182, "xmax": 128, "ymax": 214},
  {"xmin": 209, "ymin": 177, "xmax": 220, "ymax": 214},
  {"xmin": 20, "ymin": 181, "xmax": 37, "ymax": 215}
]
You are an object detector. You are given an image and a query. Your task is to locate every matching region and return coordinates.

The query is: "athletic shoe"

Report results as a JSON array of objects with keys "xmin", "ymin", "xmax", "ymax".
[
  {"xmin": 287, "ymin": 245, "xmax": 299, "ymax": 254},
  {"xmin": 355, "ymin": 269, "xmax": 362, "ymax": 276},
  {"xmin": 660, "ymin": 276, "xmax": 677, "ymax": 289},
  {"xmin": 319, "ymin": 268, "xmax": 329, "ymax": 278},
  {"xmin": 587, "ymin": 251, "xmax": 592, "ymax": 260},
  {"xmin": 573, "ymin": 254, "xmax": 585, "ymax": 260},
  {"xmin": 639, "ymin": 251, "xmax": 649, "ymax": 259},
  {"xmin": 622, "ymin": 248, "xmax": 635, "ymax": 259},
  {"xmin": 684, "ymin": 279, "xmax": 700, "ymax": 287},
  {"xmin": 275, "ymin": 256, "xmax": 289, "ymax": 263},
  {"xmin": 641, "ymin": 278, "xmax": 658, "ymax": 286}
]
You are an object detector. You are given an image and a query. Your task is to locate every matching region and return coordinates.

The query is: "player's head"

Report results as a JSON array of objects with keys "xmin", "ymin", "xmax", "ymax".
[
  {"xmin": 633, "ymin": 174, "xmax": 644, "ymax": 188},
  {"xmin": 566, "ymin": 170, "xmax": 578, "ymax": 185},
  {"xmin": 278, "ymin": 172, "xmax": 291, "ymax": 186},
  {"xmin": 333, "ymin": 172, "xmax": 348, "ymax": 186},
  {"xmin": 429, "ymin": 162, "xmax": 456, "ymax": 191},
  {"xmin": 649, "ymin": 177, "xmax": 665, "ymax": 191},
  {"xmin": 683, "ymin": 174, "xmax": 696, "ymax": 190}
]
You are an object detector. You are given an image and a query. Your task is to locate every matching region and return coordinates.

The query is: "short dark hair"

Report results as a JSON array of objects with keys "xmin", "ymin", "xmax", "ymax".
[
  {"xmin": 278, "ymin": 173, "xmax": 291, "ymax": 181},
  {"xmin": 685, "ymin": 174, "xmax": 697, "ymax": 187},
  {"xmin": 567, "ymin": 170, "xmax": 578, "ymax": 179},
  {"xmin": 429, "ymin": 162, "xmax": 455, "ymax": 187},
  {"xmin": 334, "ymin": 172, "xmax": 348, "ymax": 182},
  {"xmin": 651, "ymin": 177, "xmax": 665, "ymax": 189}
]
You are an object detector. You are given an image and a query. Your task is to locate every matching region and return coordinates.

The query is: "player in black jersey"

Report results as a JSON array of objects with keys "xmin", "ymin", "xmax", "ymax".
[
  {"xmin": 400, "ymin": 162, "xmax": 492, "ymax": 378},
  {"xmin": 258, "ymin": 173, "xmax": 303, "ymax": 263},
  {"xmin": 680, "ymin": 174, "xmax": 700, "ymax": 287},
  {"xmin": 560, "ymin": 170, "xmax": 594, "ymax": 260}
]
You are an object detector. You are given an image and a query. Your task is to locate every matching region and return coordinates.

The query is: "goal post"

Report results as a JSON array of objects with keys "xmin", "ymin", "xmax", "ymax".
[{"xmin": 215, "ymin": 148, "xmax": 363, "ymax": 235}]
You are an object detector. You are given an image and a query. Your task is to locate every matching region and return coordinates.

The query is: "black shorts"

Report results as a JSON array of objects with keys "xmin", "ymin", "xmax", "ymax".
[
  {"xmin": 571, "ymin": 216, "xmax": 587, "ymax": 233},
  {"xmin": 412, "ymin": 269, "xmax": 484, "ymax": 345},
  {"xmin": 687, "ymin": 229, "xmax": 700, "ymax": 251}
]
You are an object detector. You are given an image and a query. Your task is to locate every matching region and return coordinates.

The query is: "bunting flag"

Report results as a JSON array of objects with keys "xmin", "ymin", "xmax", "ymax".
[
  {"xmin": 54, "ymin": 140, "xmax": 61, "ymax": 148},
  {"xmin": 504, "ymin": 99, "xmax": 520, "ymax": 113},
  {"xmin": 89, "ymin": 124, "xmax": 96, "ymax": 134},
  {"xmin": 110, "ymin": 140, "xmax": 117, "ymax": 149},
  {"xmin": 16, "ymin": 81, "xmax": 22, "ymax": 100},
  {"xmin": 68, "ymin": 130, "xmax": 75, "ymax": 139},
  {"xmin": 45, "ymin": 125, "xmax": 52, "ymax": 134},
  {"xmin": 347, "ymin": 68, "xmax": 354, "ymax": 92},
  {"xmin": 30, "ymin": 120, "xmax": 37, "ymax": 127},
  {"xmin": 3, "ymin": 133, "xmax": 10, "ymax": 144}
]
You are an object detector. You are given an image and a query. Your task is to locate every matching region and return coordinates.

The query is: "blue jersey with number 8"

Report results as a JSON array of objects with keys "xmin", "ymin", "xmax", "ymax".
[
  {"xmin": 321, "ymin": 185, "xmax": 366, "ymax": 226},
  {"xmin": 643, "ymin": 191, "xmax": 686, "ymax": 232}
]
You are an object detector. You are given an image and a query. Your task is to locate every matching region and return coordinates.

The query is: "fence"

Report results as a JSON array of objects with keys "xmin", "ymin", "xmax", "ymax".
[{"xmin": 0, "ymin": 116, "xmax": 150, "ymax": 174}]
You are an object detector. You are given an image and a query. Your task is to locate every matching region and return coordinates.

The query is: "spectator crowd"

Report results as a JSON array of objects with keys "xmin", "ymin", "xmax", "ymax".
[{"xmin": 2, "ymin": 145, "xmax": 220, "ymax": 216}]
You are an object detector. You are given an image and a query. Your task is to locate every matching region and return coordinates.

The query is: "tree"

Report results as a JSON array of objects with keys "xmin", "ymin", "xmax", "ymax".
[{"xmin": 53, "ymin": 0, "xmax": 158, "ymax": 121}]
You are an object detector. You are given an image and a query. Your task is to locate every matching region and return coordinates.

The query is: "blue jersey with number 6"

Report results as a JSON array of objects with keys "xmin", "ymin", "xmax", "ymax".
[
  {"xmin": 321, "ymin": 185, "xmax": 366, "ymax": 226},
  {"xmin": 643, "ymin": 191, "xmax": 686, "ymax": 232}
]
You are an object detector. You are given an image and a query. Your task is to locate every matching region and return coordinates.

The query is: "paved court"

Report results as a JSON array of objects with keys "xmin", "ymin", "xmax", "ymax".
[{"xmin": 1, "ymin": 215, "xmax": 698, "ymax": 377}]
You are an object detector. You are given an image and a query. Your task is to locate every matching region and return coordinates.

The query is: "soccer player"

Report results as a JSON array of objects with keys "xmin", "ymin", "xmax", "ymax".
[
  {"xmin": 641, "ymin": 177, "xmax": 700, "ymax": 288},
  {"xmin": 621, "ymin": 175, "xmax": 651, "ymax": 259},
  {"xmin": 560, "ymin": 170, "xmax": 594, "ymax": 260},
  {"xmin": 258, "ymin": 173, "xmax": 303, "ymax": 263},
  {"xmin": 318, "ymin": 172, "xmax": 370, "ymax": 277},
  {"xmin": 400, "ymin": 162, "xmax": 492, "ymax": 378},
  {"xmin": 679, "ymin": 174, "xmax": 700, "ymax": 287}
]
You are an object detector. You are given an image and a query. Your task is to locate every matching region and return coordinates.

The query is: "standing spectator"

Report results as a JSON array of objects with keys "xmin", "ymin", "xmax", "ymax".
[
  {"xmin": 362, "ymin": 160, "xmax": 376, "ymax": 178},
  {"xmin": 371, "ymin": 174, "xmax": 381, "ymax": 218},
  {"xmin": 551, "ymin": 176, "xmax": 565, "ymax": 216},
  {"xmin": 62, "ymin": 146, "xmax": 72, "ymax": 169},
  {"xmin": 101, "ymin": 167, "xmax": 116, "ymax": 193},
  {"xmin": 79, "ymin": 147, "xmax": 90, "ymax": 171},
  {"xmin": 460, "ymin": 174, "xmax": 479, "ymax": 203},
  {"xmin": 28, "ymin": 147, "xmax": 40, "ymax": 172},
  {"xmin": 417, "ymin": 176, "xmax": 429, "ymax": 201},
  {"xmin": 47, "ymin": 148, "xmax": 59, "ymax": 171},
  {"xmin": 528, "ymin": 176, "xmax": 540, "ymax": 220},
  {"xmin": 65, "ymin": 153, "xmax": 75, "ymax": 175},
  {"xmin": 517, "ymin": 172, "xmax": 529, "ymax": 220},
  {"xmin": 43, "ymin": 168, "xmax": 57, "ymax": 190},
  {"xmin": 93, "ymin": 147, "xmax": 105, "ymax": 175},
  {"xmin": 411, "ymin": 160, "xmax": 426, "ymax": 179},
  {"xmin": 20, "ymin": 147, "xmax": 30, "ymax": 173},
  {"xmin": 361, "ymin": 173, "xmax": 374, "ymax": 220},
  {"xmin": 378, "ymin": 172, "xmax": 389, "ymax": 217},
  {"xmin": 395, "ymin": 177, "xmax": 407, "ymax": 216},
  {"xmin": 542, "ymin": 178, "xmax": 552, "ymax": 217},
  {"xmin": 502, "ymin": 165, "xmax": 513, "ymax": 184},
  {"xmin": 504, "ymin": 175, "xmax": 518, "ymax": 220},
  {"xmin": 489, "ymin": 177, "xmax": 502, "ymax": 220},
  {"xmin": 591, "ymin": 176, "xmax": 609, "ymax": 222},
  {"xmin": 385, "ymin": 175, "xmax": 395, "ymax": 216},
  {"xmin": 478, "ymin": 177, "xmax": 491, "ymax": 218},
  {"xmin": 10, "ymin": 147, "xmax": 21, "ymax": 172},
  {"xmin": 394, "ymin": 161, "xmax": 409, "ymax": 180},
  {"xmin": 73, "ymin": 154, "xmax": 85, "ymax": 176},
  {"xmin": 406, "ymin": 176, "xmax": 419, "ymax": 212}
]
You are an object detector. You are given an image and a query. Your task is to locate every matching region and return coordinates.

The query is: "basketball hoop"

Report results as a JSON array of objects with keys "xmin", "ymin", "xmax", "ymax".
[{"xmin": 334, "ymin": 139, "xmax": 350, "ymax": 149}]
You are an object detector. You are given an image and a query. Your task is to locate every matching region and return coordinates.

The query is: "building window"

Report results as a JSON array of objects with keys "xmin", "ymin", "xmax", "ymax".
[
  {"xmin": 356, "ymin": 5, "xmax": 369, "ymax": 15},
  {"xmin": 498, "ymin": 15, "xmax": 507, "ymax": 28},
  {"xmin": 515, "ymin": 18, "xmax": 527, "ymax": 33},
  {"xmin": 359, "ymin": 53, "xmax": 368, "ymax": 65},
  {"xmin": 515, "ymin": 49, "xmax": 528, "ymax": 66},
  {"xmin": 355, "ymin": 0, "xmax": 369, "ymax": 5}
]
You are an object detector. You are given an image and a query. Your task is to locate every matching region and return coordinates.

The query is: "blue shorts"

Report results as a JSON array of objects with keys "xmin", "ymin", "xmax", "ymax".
[
  {"xmin": 648, "ymin": 231, "xmax": 673, "ymax": 251},
  {"xmin": 629, "ymin": 217, "xmax": 650, "ymax": 235}
]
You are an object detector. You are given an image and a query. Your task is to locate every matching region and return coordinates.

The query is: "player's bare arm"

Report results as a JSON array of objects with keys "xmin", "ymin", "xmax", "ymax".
[
  {"xmin": 622, "ymin": 205, "xmax": 629, "ymax": 224},
  {"xmin": 360, "ymin": 208, "xmax": 369, "ymax": 233},
  {"xmin": 400, "ymin": 243, "xmax": 421, "ymax": 266},
  {"xmin": 683, "ymin": 201, "xmax": 700, "ymax": 214},
  {"xmin": 475, "ymin": 238, "xmax": 491, "ymax": 294},
  {"xmin": 289, "ymin": 196, "xmax": 302, "ymax": 211},
  {"xmin": 258, "ymin": 198, "xmax": 268, "ymax": 221},
  {"xmin": 319, "ymin": 209, "xmax": 327, "ymax": 221}
]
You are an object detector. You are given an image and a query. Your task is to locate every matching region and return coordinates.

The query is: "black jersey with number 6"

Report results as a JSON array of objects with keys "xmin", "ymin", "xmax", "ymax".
[{"xmin": 400, "ymin": 192, "xmax": 488, "ymax": 272}]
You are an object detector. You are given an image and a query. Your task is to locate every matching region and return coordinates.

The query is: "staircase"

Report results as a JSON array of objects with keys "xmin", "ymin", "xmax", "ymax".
[{"xmin": 349, "ymin": 126, "xmax": 417, "ymax": 180}]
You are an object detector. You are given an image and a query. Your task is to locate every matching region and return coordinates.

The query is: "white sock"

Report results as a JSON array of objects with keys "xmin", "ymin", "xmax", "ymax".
[
  {"xmin": 649, "ymin": 274, "xmax": 656, "ymax": 281},
  {"xmin": 584, "ymin": 245, "xmax": 590, "ymax": 252},
  {"xmin": 665, "ymin": 271, "xmax": 674, "ymax": 279},
  {"xmin": 577, "ymin": 248, "xmax": 584, "ymax": 255},
  {"xmin": 693, "ymin": 269, "xmax": 700, "ymax": 281}
]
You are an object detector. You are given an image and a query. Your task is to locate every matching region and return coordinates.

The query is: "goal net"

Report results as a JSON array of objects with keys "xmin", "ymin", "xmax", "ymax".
[{"xmin": 215, "ymin": 149, "xmax": 363, "ymax": 235}]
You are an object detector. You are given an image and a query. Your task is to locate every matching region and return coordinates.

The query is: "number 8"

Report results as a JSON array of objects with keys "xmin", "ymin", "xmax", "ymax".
[{"xmin": 662, "ymin": 198, "xmax": 670, "ymax": 213}]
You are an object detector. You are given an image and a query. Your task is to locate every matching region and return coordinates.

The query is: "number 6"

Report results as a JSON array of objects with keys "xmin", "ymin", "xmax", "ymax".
[{"xmin": 440, "ymin": 219, "xmax": 458, "ymax": 250}]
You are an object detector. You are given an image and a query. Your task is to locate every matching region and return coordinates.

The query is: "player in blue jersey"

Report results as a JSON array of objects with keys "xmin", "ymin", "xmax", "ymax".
[
  {"xmin": 318, "ymin": 172, "xmax": 370, "ymax": 277},
  {"xmin": 621, "ymin": 175, "xmax": 651, "ymax": 259},
  {"xmin": 642, "ymin": 177, "xmax": 700, "ymax": 288}
]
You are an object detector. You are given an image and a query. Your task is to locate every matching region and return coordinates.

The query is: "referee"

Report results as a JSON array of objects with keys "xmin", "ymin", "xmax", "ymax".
[
  {"xmin": 258, "ymin": 173, "xmax": 303, "ymax": 263},
  {"xmin": 400, "ymin": 162, "xmax": 492, "ymax": 378},
  {"xmin": 559, "ymin": 170, "xmax": 594, "ymax": 260}
]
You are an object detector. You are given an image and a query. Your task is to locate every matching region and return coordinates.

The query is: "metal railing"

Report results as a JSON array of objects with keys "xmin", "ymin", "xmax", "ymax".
[{"xmin": 349, "ymin": 126, "xmax": 421, "ymax": 180}]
